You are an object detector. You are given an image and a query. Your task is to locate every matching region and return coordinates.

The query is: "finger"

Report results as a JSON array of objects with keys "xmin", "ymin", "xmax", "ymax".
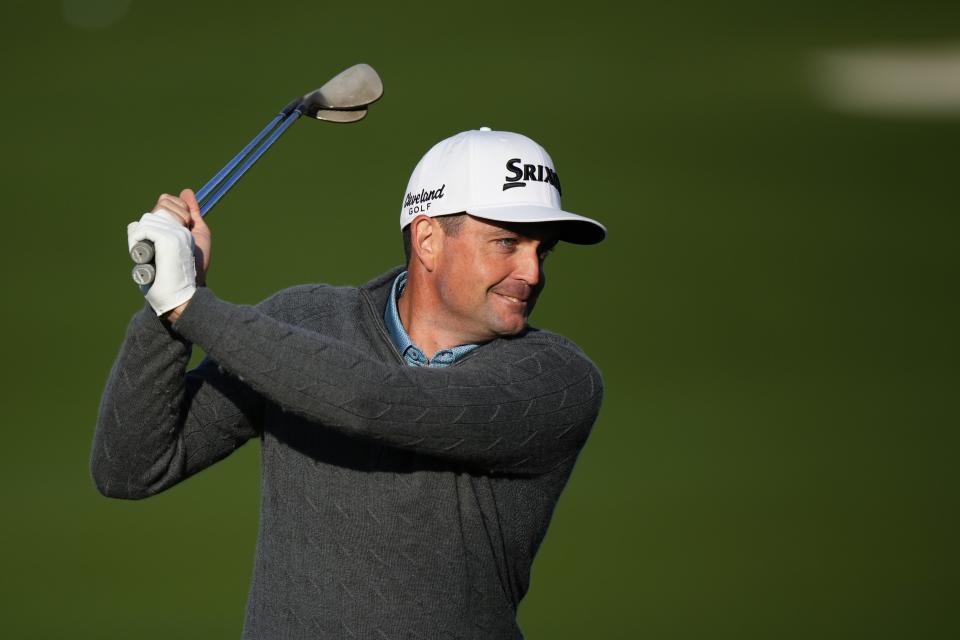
[
  {"xmin": 152, "ymin": 193, "xmax": 185, "ymax": 211},
  {"xmin": 152, "ymin": 194, "xmax": 190, "ymax": 226},
  {"xmin": 179, "ymin": 188, "xmax": 209, "ymax": 235},
  {"xmin": 157, "ymin": 195, "xmax": 189, "ymax": 223},
  {"xmin": 180, "ymin": 188, "xmax": 200, "ymax": 218},
  {"xmin": 191, "ymin": 205, "xmax": 211, "ymax": 237}
]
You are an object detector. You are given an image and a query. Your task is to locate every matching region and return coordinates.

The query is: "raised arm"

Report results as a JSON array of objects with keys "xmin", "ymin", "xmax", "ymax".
[
  {"xmin": 90, "ymin": 305, "xmax": 264, "ymax": 499},
  {"xmin": 92, "ymin": 190, "xmax": 261, "ymax": 500},
  {"xmin": 171, "ymin": 287, "xmax": 604, "ymax": 476}
]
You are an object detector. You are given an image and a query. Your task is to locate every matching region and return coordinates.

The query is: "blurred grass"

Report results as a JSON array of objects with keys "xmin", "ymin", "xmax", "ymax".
[{"xmin": 0, "ymin": 0, "xmax": 957, "ymax": 637}]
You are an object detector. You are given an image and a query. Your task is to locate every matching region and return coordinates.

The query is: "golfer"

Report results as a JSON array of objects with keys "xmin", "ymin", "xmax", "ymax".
[{"xmin": 92, "ymin": 128, "xmax": 606, "ymax": 639}]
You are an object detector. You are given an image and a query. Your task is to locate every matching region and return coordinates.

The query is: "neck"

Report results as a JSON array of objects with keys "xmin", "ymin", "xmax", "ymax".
[{"xmin": 397, "ymin": 269, "xmax": 474, "ymax": 358}]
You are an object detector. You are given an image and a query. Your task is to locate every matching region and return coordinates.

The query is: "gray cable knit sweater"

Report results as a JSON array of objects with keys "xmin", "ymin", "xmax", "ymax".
[{"xmin": 91, "ymin": 266, "xmax": 604, "ymax": 639}]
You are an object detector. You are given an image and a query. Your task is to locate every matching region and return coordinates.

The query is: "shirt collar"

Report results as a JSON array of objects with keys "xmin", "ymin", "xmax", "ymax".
[{"xmin": 383, "ymin": 271, "xmax": 479, "ymax": 368}]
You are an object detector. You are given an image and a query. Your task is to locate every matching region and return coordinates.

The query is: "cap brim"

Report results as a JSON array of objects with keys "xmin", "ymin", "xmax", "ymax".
[{"xmin": 465, "ymin": 205, "xmax": 607, "ymax": 245}]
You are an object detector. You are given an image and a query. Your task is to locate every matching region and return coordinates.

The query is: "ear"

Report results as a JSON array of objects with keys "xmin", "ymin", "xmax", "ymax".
[{"xmin": 411, "ymin": 215, "xmax": 441, "ymax": 272}]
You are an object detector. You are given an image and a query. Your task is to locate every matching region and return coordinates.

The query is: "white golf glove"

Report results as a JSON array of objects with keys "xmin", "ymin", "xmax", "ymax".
[{"xmin": 127, "ymin": 210, "xmax": 197, "ymax": 316}]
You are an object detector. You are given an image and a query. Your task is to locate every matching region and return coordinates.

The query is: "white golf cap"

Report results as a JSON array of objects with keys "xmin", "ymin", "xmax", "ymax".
[{"xmin": 400, "ymin": 127, "xmax": 606, "ymax": 244}]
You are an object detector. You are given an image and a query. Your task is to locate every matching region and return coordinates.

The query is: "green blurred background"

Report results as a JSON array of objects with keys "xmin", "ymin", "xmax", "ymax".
[{"xmin": 1, "ymin": 0, "xmax": 958, "ymax": 637}]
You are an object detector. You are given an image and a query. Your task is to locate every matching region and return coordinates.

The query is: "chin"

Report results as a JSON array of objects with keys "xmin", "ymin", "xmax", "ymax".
[{"xmin": 490, "ymin": 316, "xmax": 529, "ymax": 338}]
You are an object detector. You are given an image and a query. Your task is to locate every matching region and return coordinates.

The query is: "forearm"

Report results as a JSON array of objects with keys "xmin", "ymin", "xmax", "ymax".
[
  {"xmin": 172, "ymin": 287, "xmax": 603, "ymax": 475},
  {"xmin": 91, "ymin": 305, "xmax": 261, "ymax": 499},
  {"xmin": 91, "ymin": 305, "xmax": 194, "ymax": 498}
]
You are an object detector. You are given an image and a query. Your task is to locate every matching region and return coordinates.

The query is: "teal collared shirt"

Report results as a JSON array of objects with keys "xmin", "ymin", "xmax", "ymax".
[{"xmin": 383, "ymin": 271, "xmax": 479, "ymax": 368}]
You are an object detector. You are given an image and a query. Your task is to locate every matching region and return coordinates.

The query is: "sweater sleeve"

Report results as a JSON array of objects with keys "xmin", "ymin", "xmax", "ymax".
[
  {"xmin": 90, "ymin": 304, "xmax": 264, "ymax": 500},
  {"xmin": 171, "ymin": 287, "xmax": 604, "ymax": 475}
]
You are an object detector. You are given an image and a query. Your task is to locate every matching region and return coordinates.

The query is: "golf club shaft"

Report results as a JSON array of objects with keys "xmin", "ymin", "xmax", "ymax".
[
  {"xmin": 130, "ymin": 109, "xmax": 302, "ymax": 284},
  {"xmin": 199, "ymin": 109, "xmax": 302, "ymax": 215},
  {"xmin": 194, "ymin": 111, "xmax": 287, "ymax": 204}
]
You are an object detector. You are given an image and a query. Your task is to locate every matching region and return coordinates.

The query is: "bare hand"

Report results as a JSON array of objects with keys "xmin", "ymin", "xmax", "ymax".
[{"xmin": 151, "ymin": 189, "xmax": 211, "ymax": 285}]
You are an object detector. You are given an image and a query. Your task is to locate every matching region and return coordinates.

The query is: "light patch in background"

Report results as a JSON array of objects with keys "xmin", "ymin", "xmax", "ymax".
[
  {"xmin": 814, "ymin": 44, "xmax": 960, "ymax": 117},
  {"xmin": 62, "ymin": 0, "xmax": 130, "ymax": 30}
]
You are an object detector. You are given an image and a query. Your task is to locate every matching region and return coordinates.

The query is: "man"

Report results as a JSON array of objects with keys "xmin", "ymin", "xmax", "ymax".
[{"xmin": 92, "ymin": 127, "xmax": 606, "ymax": 638}]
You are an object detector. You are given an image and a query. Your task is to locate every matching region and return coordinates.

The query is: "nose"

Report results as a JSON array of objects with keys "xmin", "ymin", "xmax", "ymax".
[{"xmin": 514, "ymin": 245, "xmax": 543, "ymax": 288}]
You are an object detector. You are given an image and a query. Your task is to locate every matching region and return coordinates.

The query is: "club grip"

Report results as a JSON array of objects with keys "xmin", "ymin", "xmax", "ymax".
[
  {"xmin": 132, "ymin": 263, "xmax": 156, "ymax": 285},
  {"xmin": 130, "ymin": 240, "xmax": 154, "ymax": 264},
  {"xmin": 130, "ymin": 240, "xmax": 156, "ymax": 285}
]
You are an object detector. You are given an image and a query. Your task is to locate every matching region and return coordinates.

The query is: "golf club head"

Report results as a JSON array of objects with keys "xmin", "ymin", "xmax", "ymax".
[
  {"xmin": 300, "ymin": 63, "xmax": 383, "ymax": 116},
  {"xmin": 314, "ymin": 108, "xmax": 368, "ymax": 123}
]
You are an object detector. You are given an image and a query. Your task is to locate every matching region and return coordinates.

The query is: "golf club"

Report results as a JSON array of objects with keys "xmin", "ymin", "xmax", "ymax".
[{"xmin": 130, "ymin": 63, "xmax": 383, "ymax": 285}]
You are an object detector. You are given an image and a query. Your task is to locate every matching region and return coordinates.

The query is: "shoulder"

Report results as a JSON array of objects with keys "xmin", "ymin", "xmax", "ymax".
[
  {"xmin": 517, "ymin": 327, "xmax": 592, "ymax": 356},
  {"xmin": 500, "ymin": 327, "xmax": 597, "ymax": 364},
  {"xmin": 254, "ymin": 267, "xmax": 403, "ymax": 324},
  {"xmin": 474, "ymin": 327, "xmax": 604, "ymax": 390}
]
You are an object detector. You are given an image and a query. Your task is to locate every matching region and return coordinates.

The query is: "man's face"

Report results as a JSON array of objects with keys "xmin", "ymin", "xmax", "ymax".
[{"xmin": 432, "ymin": 215, "xmax": 559, "ymax": 342}]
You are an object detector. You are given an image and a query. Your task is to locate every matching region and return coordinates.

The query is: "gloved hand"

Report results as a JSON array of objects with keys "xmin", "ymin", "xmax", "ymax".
[{"xmin": 127, "ymin": 210, "xmax": 197, "ymax": 316}]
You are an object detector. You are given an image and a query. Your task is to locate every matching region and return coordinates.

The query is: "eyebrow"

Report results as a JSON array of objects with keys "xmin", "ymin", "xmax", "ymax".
[
  {"xmin": 485, "ymin": 227, "xmax": 520, "ymax": 238},
  {"xmin": 486, "ymin": 229, "xmax": 558, "ymax": 248}
]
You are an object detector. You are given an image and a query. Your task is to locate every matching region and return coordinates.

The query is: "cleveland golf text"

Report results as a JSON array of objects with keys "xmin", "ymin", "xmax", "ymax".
[{"xmin": 404, "ymin": 185, "xmax": 446, "ymax": 215}]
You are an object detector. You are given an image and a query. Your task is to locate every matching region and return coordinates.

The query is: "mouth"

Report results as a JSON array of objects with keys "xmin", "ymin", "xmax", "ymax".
[{"xmin": 494, "ymin": 292, "xmax": 528, "ymax": 307}]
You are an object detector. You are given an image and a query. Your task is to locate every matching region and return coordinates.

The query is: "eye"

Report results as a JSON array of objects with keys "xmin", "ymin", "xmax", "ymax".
[{"xmin": 495, "ymin": 237, "xmax": 519, "ymax": 249}]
